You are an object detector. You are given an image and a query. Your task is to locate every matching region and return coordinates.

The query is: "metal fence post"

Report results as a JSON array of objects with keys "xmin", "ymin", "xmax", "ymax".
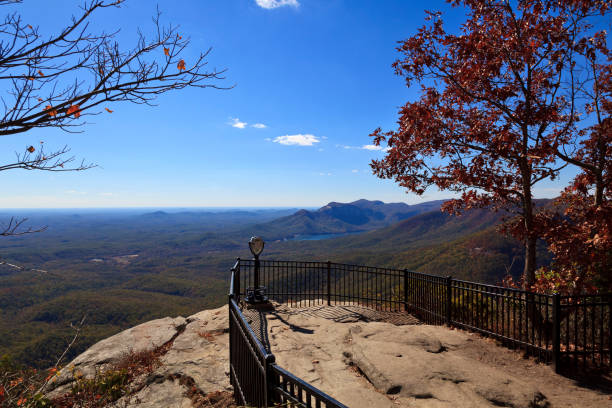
[
  {"xmin": 265, "ymin": 354, "xmax": 277, "ymax": 406},
  {"xmin": 608, "ymin": 295, "xmax": 612, "ymax": 370},
  {"xmin": 327, "ymin": 261, "xmax": 331, "ymax": 306},
  {"xmin": 403, "ymin": 269, "xmax": 409, "ymax": 312},
  {"xmin": 446, "ymin": 276, "xmax": 452, "ymax": 326},
  {"xmin": 235, "ymin": 258, "xmax": 240, "ymax": 300},
  {"xmin": 552, "ymin": 293, "xmax": 561, "ymax": 373}
]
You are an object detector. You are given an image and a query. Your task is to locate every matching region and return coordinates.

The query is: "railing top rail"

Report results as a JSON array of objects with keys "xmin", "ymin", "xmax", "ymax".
[
  {"xmin": 238, "ymin": 258, "xmax": 612, "ymax": 298},
  {"xmin": 229, "ymin": 296, "xmax": 272, "ymax": 361},
  {"xmin": 451, "ymin": 278, "xmax": 551, "ymax": 296},
  {"xmin": 558, "ymin": 293, "xmax": 612, "ymax": 300},
  {"xmin": 239, "ymin": 258, "xmax": 407, "ymax": 274},
  {"xmin": 240, "ymin": 258, "xmax": 328, "ymax": 265},
  {"xmin": 271, "ymin": 364, "xmax": 349, "ymax": 408}
]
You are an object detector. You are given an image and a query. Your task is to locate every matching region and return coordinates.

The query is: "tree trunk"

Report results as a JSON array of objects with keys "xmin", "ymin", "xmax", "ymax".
[
  {"xmin": 520, "ymin": 178, "xmax": 547, "ymax": 331},
  {"xmin": 520, "ymin": 160, "xmax": 537, "ymax": 289},
  {"xmin": 524, "ymin": 235, "xmax": 537, "ymax": 288}
]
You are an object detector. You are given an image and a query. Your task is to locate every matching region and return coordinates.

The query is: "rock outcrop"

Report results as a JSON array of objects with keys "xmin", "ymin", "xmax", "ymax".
[
  {"xmin": 46, "ymin": 306, "xmax": 232, "ymax": 407},
  {"xmin": 46, "ymin": 302, "xmax": 610, "ymax": 407}
]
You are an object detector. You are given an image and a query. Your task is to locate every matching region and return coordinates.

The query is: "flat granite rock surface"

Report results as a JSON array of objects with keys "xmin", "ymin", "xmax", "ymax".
[{"xmin": 47, "ymin": 302, "xmax": 611, "ymax": 407}]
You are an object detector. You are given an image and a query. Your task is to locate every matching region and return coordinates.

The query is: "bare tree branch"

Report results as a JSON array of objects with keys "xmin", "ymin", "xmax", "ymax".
[{"xmin": 0, "ymin": 1, "xmax": 227, "ymax": 237}]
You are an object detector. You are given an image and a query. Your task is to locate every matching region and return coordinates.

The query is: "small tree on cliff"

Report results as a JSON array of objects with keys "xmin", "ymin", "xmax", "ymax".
[
  {"xmin": 371, "ymin": 0, "xmax": 610, "ymax": 290},
  {"xmin": 0, "ymin": 0, "xmax": 225, "ymax": 236}
]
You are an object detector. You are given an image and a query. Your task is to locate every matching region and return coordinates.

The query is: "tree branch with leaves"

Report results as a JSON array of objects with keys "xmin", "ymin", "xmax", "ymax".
[{"xmin": 0, "ymin": 0, "xmax": 227, "ymax": 234}]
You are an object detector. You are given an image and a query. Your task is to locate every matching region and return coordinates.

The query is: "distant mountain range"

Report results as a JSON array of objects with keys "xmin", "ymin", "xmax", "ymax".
[
  {"xmin": 261, "ymin": 199, "xmax": 554, "ymax": 284},
  {"xmin": 249, "ymin": 199, "xmax": 446, "ymax": 240}
]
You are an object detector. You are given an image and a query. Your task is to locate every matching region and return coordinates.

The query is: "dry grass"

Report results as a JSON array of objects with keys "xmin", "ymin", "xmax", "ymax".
[{"xmin": 197, "ymin": 329, "xmax": 226, "ymax": 342}]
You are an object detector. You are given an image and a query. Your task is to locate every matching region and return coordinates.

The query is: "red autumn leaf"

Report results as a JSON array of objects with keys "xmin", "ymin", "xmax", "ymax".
[
  {"xmin": 44, "ymin": 105, "xmax": 57, "ymax": 116},
  {"xmin": 38, "ymin": 70, "xmax": 44, "ymax": 77},
  {"xmin": 67, "ymin": 104, "xmax": 81, "ymax": 118},
  {"xmin": 37, "ymin": 97, "xmax": 43, "ymax": 102},
  {"xmin": 27, "ymin": 76, "xmax": 34, "ymax": 81},
  {"xmin": 177, "ymin": 59, "xmax": 186, "ymax": 71},
  {"xmin": 27, "ymin": 146, "xmax": 35, "ymax": 153},
  {"xmin": 164, "ymin": 47, "xmax": 170, "ymax": 56},
  {"xmin": 27, "ymin": 24, "xmax": 32, "ymax": 29},
  {"xmin": 105, "ymin": 108, "xmax": 113, "ymax": 113}
]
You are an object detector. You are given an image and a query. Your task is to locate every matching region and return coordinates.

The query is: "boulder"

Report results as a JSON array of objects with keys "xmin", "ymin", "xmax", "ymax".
[{"xmin": 49, "ymin": 316, "xmax": 187, "ymax": 391}]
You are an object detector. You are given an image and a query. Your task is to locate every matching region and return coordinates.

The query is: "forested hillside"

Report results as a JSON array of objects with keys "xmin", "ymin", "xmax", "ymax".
[{"xmin": 0, "ymin": 201, "xmax": 544, "ymax": 368}]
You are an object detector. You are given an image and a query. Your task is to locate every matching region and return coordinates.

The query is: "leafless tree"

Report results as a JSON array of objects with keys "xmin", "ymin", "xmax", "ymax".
[{"xmin": 0, "ymin": 0, "xmax": 227, "ymax": 235}]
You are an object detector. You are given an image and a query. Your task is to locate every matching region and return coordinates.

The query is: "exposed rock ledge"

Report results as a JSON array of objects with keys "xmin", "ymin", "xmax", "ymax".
[
  {"xmin": 47, "ymin": 307, "xmax": 232, "ymax": 407},
  {"xmin": 46, "ymin": 303, "xmax": 610, "ymax": 407}
]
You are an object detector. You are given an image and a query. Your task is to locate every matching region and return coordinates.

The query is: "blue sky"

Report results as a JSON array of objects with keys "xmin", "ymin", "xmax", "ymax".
[{"xmin": 0, "ymin": 0, "xmax": 574, "ymax": 208}]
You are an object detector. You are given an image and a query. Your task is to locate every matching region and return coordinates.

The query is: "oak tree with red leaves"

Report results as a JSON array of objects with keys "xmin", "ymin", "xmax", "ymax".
[{"xmin": 371, "ymin": 0, "xmax": 610, "ymax": 291}]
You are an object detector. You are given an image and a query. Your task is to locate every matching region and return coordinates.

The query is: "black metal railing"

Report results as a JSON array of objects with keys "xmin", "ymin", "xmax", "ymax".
[
  {"xmin": 235, "ymin": 259, "xmax": 611, "ymax": 374},
  {"xmin": 229, "ymin": 258, "xmax": 611, "ymax": 407},
  {"xmin": 557, "ymin": 294, "xmax": 612, "ymax": 371},
  {"xmin": 271, "ymin": 365, "xmax": 347, "ymax": 407},
  {"xmin": 228, "ymin": 296, "xmax": 272, "ymax": 406},
  {"xmin": 228, "ymin": 260, "xmax": 348, "ymax": 408}
]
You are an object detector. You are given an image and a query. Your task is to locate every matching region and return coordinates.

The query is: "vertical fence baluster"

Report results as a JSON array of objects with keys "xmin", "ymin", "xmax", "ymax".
[
  {"xmin": 565, "ymin": 302, "xmax": 570, "ymax": 368},
  {"xmin": 552, "ymin": 293, "xmax": 561, "ymax": 373},
  {"xmin": 574, "ymin": 302, "xmax": 578, "ymax": 370},
  {"xmin": 591, "ymin": 299, "xmax": 596, "ymax": 365},
  {"xmin": 608, "ymin": 296, "xmax": 611, "ymax": 369},
  {"xmin": 446, "ymin": 276, "xmax": 452, "ymax": 326},
  {"xmin": 583, "ymin": 303, "xmax": 588, "ymax": 370},
  {"xmin": 403, "ymin": 270, "xmax": 408, "ymax": 312}
]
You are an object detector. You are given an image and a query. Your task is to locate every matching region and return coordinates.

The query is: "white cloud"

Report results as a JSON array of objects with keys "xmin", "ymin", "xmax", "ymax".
[
  {"xmin": 229, "ymin": 117, "xmax": 247, "ymax": 129},
  {"xmin": 361, "ymin": 144, "xmax": 388, "ymax": 151},
  {"xmin": 255, "ymin": 0, "xmax": 299, "ymax": 9},
  {"xmin": 351, "ymin": 169, "xmax": 359, "ymax": 173},
  {"xmin": 98, "ymin": 192, "xmax": 114, "ymax": 196},
  {"xmin": 272, "ymin": 134, "xmax": 320, "ymax": 146},
  {"xmin": 318, "ymin": 172, "xmax": 332, "ymax": 176},
  {"xmin": 336, "ymin": 144, "xmax": 389, "ymax": 152},
  {"xmin": 252, "ymin": 123, "xmax": 267, "ymax": 129}
]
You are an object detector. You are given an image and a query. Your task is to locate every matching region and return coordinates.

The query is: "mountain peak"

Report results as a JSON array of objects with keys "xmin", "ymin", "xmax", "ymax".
[
  {"xmin": 351, "ymin": 199, "xmax": 384, "ymax": 206},
  {"xmin": 252, "ymin": 199, "xmax": 444, "ymax": 240}
]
